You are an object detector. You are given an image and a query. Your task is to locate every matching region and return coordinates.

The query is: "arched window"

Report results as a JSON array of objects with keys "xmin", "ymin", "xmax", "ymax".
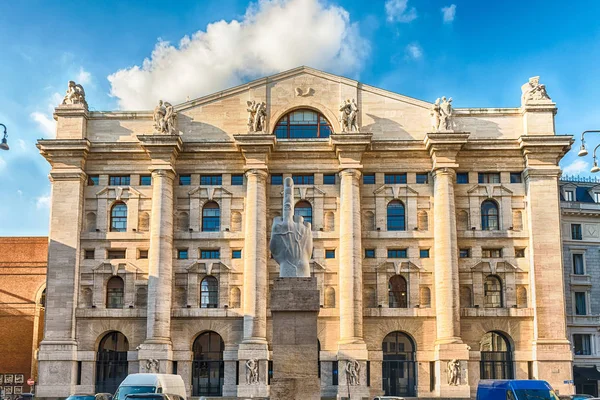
[
  {"xmin": 387, "ymin": 200, "xmax": 406, "ymax": 231},
  {"xmin": 201, "ymin": 276, "xmax": 218, "ymax": 308},
  {"xmin": 324, "ymin": 287, "xmax": 336, "ymax": 308},
  {"xmin": 274, "ymin": 109, "xmax": 332, "ymax": 139},
  {"xmin": 96, "ymin": 332, "xmax": 129, "ymax": 393},
  {"xmin": 480, "ymin": 331, "xmax": 514, "ymax": 379},
  {"xmin": 382, "ymin": 331, "xmax": 417, "ymax": 397},
  {"xmin": 86, "ymin": 212, "xmax": 97, "ymax": 232},
  {"xmin": 484, "ymin": 275, "xmax": 503, "ymax": 308},
  {"xmin": 39, "ymin": 288, "xmax": 47, "ymax": 308},
  {"xmin": 294, "ymin": 201, "xmax": 312, "ymax": 225},
  {"xmin": 192, "ymin": 331, "xmax": 224, "ymax": 396},
  {"xmin": 481, "ymin": 200, "xmax": 499, "ymax": 231},
  {"xmin": 106, "ymin": 276, "xmax": 124, "ymax": 309},
  {"xmin": 202, "ymin": 202, "xmax": 220, "ymax": 232},
  {"xmin": 389, "ymin": 275, "xmax": 408, "ymax": 308},
  {"xmin": 110, "ymin": 202, "xmax": 127, "ymax": 232}
]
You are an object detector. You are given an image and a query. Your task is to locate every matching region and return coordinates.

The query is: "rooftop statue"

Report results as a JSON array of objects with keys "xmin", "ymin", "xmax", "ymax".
[
  {"xmin": 247, "ymin": 100, "xmax": 267, "ymax": 133},
  {"xmin": 521, "ymin": 76, "xmax": 551, "ymax": 104},
  {"xmin": 339, "ymin": 98, "xmax": 359, "ymax": 132},
  {"xmin": 431, "ymin": 96, "xmax": 454, "ymax": 132},
  {"xmin": 62, "ymin": 80, "xmax": 87, "ymax": 107},
  {"xmin": 269, "ymin": 177, "xmax": 313, "ymax": 277},
  {"xmin": 153, "ymin": 100, "xmax": 177, "ymax": 134}
]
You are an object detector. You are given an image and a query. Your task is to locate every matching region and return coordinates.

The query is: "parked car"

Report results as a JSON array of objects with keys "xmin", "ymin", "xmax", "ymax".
[
  {"xmin": 477, "ymin": 380, "xmax": 559, "ymax": 400},
  {"xmin": 15, "ymin": 394, "xmax": 35, "ymax": 400},
  {"xmin": 113, "ymin": 374, "xmax": 186, "ymax": 400},
  {"xmin": 66, "ymin": 395, "xmax": 96, "ymax": 400},
  {"xmin": 569, "ymin": 395, "xmax": 594, "ymax": 400},
  {"xmin": 373, "ymin": 397, "xmax": 405, "ymax": 400},
  {"xmin": 125, "ymin": 394, "xmax": 183, "ymax": 400}
]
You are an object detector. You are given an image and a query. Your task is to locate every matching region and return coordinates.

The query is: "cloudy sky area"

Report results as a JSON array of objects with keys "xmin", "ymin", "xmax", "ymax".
[{"xmin": 0, "ymin": 0, "xmax": 599, "ymax": 235}]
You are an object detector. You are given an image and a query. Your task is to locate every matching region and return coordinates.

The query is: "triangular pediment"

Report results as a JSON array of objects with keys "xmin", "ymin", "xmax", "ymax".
[
  {"xmin": 94, "ymin": 261, "xmax": 141, "ymax": 275},
  {"xmin": 471, "ymin": 260, "xmax": 519, "ymax": 274},
  {"xmin": 373, "ymin": 184, "xmax": 419, "ymax": 198},
  {"xmin": 467, "ymin": 184, "xmax": 513, "ymax": 197},
  {"xmin": 188, "ymin": 186, "xmax": 233, "ymax": 200},
  {"xmin": 96, "ymin": 186, "xmax": 143, "ymax": 200},
  {"xmin": 186, "ymin": 260, "xmax": 231, "ymax": 275},
  {"xmin": 377, "ymin": 260, "xmax": 422, "ymax": 274}
]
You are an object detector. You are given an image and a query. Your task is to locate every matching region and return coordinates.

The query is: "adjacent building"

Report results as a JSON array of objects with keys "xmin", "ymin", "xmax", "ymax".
[
  {"xmin": 36, "ymin": 67, "xmax": 573, "ymax": 399},
  {"xmin": 560, "ymin": 177, "xmax": 600, "ymax": 396},
  {"xmin": 0, "ymin": 237, "xmax": 47, "ymax": 397}
]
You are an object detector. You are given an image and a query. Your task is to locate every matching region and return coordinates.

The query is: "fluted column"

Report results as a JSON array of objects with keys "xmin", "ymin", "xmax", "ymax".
[
  {"xmin": 146, "ymin": 168, "xmax": 175, "ymax": 342},
  {"xmin": 339, "ymin": 168, "xmax": 364, "ymax": 343},
  {"xmin": 432, "ymin": 168, "xmax": 460, "ymax": 343},
  {"xmin": 242, "ymin": 169, "xmax": 269, "ymax": 344}
]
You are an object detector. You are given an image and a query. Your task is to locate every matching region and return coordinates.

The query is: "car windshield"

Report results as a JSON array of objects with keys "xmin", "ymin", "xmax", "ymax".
[
  {"xmin": 66, "ymin": 396, "xmax": 96, "ymax": 400},
  {"xmin": 114, "ymin": 386, "xmax": 156, "ymax": 400},
  {"xmin": 515, "ymin": 389, "xmax": 560, "ymax": 400}
]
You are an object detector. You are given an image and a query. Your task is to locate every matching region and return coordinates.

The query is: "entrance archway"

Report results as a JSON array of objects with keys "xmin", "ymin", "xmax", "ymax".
[
  {"xmin": 96, "ymin": 331, "xmax": 129, "ymax": 393},
  {"xmin": 192, "ymin": 331, "xmax": 224, "ymax": 396},
  {"xmin": 382, "ymin": 331, "xmax": 416, "ymax": 397},
  {"xmin": 480, "ymin": 331, "xmax": 514, "ymax": 379}
]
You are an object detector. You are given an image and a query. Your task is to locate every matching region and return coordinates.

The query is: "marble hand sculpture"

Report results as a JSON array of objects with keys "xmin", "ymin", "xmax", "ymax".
[{"xmin": 270, "ymin": 177, "xmax": 313, "ymax": 277}]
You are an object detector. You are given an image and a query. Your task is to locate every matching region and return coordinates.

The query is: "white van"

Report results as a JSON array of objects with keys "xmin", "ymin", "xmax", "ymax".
[{"xmin": 113, "ymin": 374, "xmax": 186, "ymax": 400}]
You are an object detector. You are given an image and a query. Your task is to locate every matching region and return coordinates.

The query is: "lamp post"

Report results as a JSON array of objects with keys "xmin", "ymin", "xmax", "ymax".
[
  {"xmin": 0, "ymin": 124, "xmax": 8, "ymax": 151},
  {"xmin": 577, "ymin": 130, "xmax": 600, "ymax": 173}
]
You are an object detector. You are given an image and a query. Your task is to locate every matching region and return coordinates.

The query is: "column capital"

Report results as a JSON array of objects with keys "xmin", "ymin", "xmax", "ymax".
[
  {"xmin": 151, "ymin": 168, "xmax": 176, "ymax": 180},
  {"xmin": 234, "ymin": 134, "xmax": 276, "ymax": 170},
  {"xmin": 339, "ymin": 168, "xmax": 362, "ymax": 179},
  {"xmin": 424, "ymin": 132, "xmax": 470, "ymax": 170},
  {"xmin": 138, "ymin": 134, "xmax": 183, "ymax": 171},
  {"xmin": 330, "ymin": 133, "xmax": 372, "ymax": 170},
  {"xmin": 431, "ymin": 167, "xmax": 457, "ymax": 179},
  {"xmin": 244, "ymin": 168, "xmax": 269, "ymax": 181}
]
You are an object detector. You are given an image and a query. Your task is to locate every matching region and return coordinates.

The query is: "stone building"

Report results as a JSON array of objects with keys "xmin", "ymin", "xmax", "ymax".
[
  {"xmin": 560, "ymin": 177, "xmax": 600, "ymax": 396},
  {"xmin": 0, "ymin": 237, "xmax": 48, "ymax": 397},
  {"xmin": 37, "ymin": 67, "xmax": 573, "ymax": 398}
]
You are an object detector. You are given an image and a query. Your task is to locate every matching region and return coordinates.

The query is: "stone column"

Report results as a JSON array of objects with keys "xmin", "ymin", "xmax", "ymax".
[
  {"xmin": 36, "ymin": 138, "xmax": 90, "ymax": 398},
  {"xmin": 137, "ymin": 135, "xmax": 182, "ymax": 372},
  {"xmin": 520, "ymin": 135, "xmax": 574, "ymax": 395},
  {"xmin": 425, "ymin": 133, "xmax": 471, "ymax": 398},
  {"xmin": 233, "ymin": 134, "xmax": 275, "ymax": 399}
]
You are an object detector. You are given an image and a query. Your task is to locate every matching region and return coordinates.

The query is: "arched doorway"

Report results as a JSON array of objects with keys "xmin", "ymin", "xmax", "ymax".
[
  {"xmin": 480, "ymin": 331, "xmax": 514, "ymax": 379},
  {"xmin": 382, "ymin": 331, "xmax": 416, "ymax": 397},
  {"xmin": 96, "ymin": 331, "xmax": 129, "ymax": 393},
  {"xmin": 192, "ymin": 331, "xmax": 224, "ymax": 396}
]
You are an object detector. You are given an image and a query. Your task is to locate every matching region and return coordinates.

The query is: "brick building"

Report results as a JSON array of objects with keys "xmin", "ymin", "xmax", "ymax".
[
  {"xmin": 37, "ymin": 67, "xmax": 573, "ymax": 398},
  {"xmin": 0, "ymin": 237, "xmax": 47, "ymax": 397}
]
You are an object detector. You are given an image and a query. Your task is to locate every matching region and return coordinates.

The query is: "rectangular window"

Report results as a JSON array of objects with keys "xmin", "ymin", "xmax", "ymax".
[
  {"xmin": 365, "ymin": 249, "xmax": 376, "ymax": 258},
  {"xmin": 515, "ymin": 248, "xmax": 526, "ymax": 258},
  {"xmin": 573, "ymin": 253, "xmax": 585, "ymax": 275},
  {"xmin": 430, "ymin": 361, "xmax": 436, "ymax": 392},
  {"xmin": 231, "ymin": 174, "xmax": 244, "ymax": 186},
  {"xmin": 595, "ymin": 192, "xmax": 600, "ymax": 203},
  {"xmin": 140, "ymin": 175, "xmax": 152, "ymax": 186},
  {"xmin": 172, "ymin": 361, "xmax": 178, "ymax": 375},
  {"xmin": 572, "ymin": 224, "xmax": 583, "ymax": 240},
  {"xmin": 292, "ymin": 174, "xmax": 314, "ymax": 185},
  {"xmin": 416, "ymin": 173, "xmax": 429, "ymax": 184},
  {"xmin": 107, "ymin": 250, "xmax": 126, "ymax": 259},
  {"xmin": 575, "ymin": 292, "xmax": 587, "ymax": 315},
  {"xmin": 510, "ymin": 172, "xmax": 523, "ymax": 183},
  {"xmin": 332, "ymin": 361, "xmax": 338, "ymax": 386},
  {"xmin": 388, "ymin": 248, "xmax": 408, "ymax": 258},
  {"xmin": 201, "ymin": 249, "xmax": 220, "ymax": 259},
  {"xmin": 109, "ymin": 175, "xmax": 130, "ymax": 186},
  {"xmin": 573, "ymin": 334, "xmax": 592, "ymax": 355},
  {"xmin": 366, "ymin": 361, "xmax": 370, "ymax": 387},
  {"xmin": 323, "ymin": 174, "xmax": 336, "ymax": 185},
  {"xmin": 232, "ymin": 249, "xmax": 242, "ymax": 259},
  {"xmin": 456, "ymin": 172, "xmax": 469, "ymax": 184},
  {"xmin": 87, "ymin": 175, "xmax": 99, "ymax": 186},
  {"xmin": 478, "ymin": 172, "xmax": 501, "ymax": 184},
  {"xmin": 177, "ymin": 249, "xmax": 188, "ymax": 260},
  {"xmin": 84, "ymin": 249, "xmax": 95, "ymax": 260},
  {"xmin": 385, "ymin": 173, "xmax": 407, "ymax": 184},
  {"xmin": 139, "ymin": 250, "xmax": 148, "ymax": 259},
  {"xmin": 325, "ymin": 249, "xmax": 335, "ymax": 259},
  {"xmin": 201, "ymin": 175, "xmax": 222, "ymax": 185},
  {"xmin": 271, "ymin": 174, "xmax": 283, "ymax": 185},
  {"xmin": 363, "ymin": 173, "xmax": 376, "ymax": 184},
  {"xmin": 268, "ymin": 360, "xmax": 273, "ymax": 385},
  {"xmin": 179, "ymin": 175, "xmax": 191, "ymax": 185},
  {"xmin": 459, "ymin": 248, "xmax": 471, "ymax": 258},
  {"xmin": 565, "ymin": 190, "xmax": 575, "ymax": 202},
  {"xmin": 76, "ymin": 361, "xmax": 82, "ymax": 385},
  {"xmin": 482, "ymin": 248, "xmax": 502, "ymax": 258},
  {"xmin": 420, "ymin": 249, "xmax": 430, "ymax": 258}
]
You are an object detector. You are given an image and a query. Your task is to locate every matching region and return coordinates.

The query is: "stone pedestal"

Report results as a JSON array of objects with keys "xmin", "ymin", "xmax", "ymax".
[
  {"xmin": 432, "ymin": 343, "xmax": 471, "ymax": 398},
  {"xmin": 270, "ymin": 277, "xmax": 320, "ymax": 400}
]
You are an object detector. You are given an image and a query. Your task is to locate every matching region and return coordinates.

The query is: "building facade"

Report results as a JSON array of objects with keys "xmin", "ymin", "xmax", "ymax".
[
  {"xmin": 37, "ymin": 67, "xmax": 573, "ymax": 399},
  {"xmin": 560, "ymin": 177, "xmax": 600, "ymax": 396},
  {"xmin": 0, "ymin": 237, "xmax": 47, "ymax": 397}
]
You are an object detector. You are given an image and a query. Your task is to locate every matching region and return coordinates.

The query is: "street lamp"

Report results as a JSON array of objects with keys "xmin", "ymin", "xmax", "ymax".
[
  {"xmin": 577, "ymin": 130, "xmax": 600, "ymax": 157},
  {"xmin": 0, "ymin": 124, "xmax": 8, "ymax": 151}
]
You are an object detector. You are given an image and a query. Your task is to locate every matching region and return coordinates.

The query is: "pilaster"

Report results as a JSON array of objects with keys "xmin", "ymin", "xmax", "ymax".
[
  {"xmin": 521, "ymin": 100, "xmax": 557, "ymax": 136},
  {"xmin": 54, "ymin": 104, "xmax": 89, "ymax": 139},
  {"xmin": 36, "ymin": 139, "xmax": 90, "ymax": 398}
]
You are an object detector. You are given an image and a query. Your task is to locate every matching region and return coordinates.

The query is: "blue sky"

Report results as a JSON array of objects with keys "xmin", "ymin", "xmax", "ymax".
[{"xmin": 0, "ymin": 0, "xmax": 599, "ymax": 235}]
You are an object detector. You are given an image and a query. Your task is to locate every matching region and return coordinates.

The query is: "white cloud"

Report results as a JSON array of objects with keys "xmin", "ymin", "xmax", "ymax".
[
  {"xmin": 17, "ymin": 190, "xmax": 23, "ymax": 197},
  {"xmin": 562, "ymin": 159, "xmax": 589, "ymax": 175},
  {"xmin": 405, "ymin": 43, "xmax": 423, "ymax": 60},
  {"xmin": 30, "ymin": 111, "xmax": 56, "ymax": 138},
  {"xmin": 36, "ymin": 193, "xmax": 51, "ymax": 210},
  {"xmin": 441, "ymin": 4, "xmax": 456, "ymax": 23},
  {"xmin": 77, "ymin": 67, "xmax": 92, "ymax": 85},
  {"xmin": 385, "ymin": 0, "xmax": 417, "ymax": 23},
  {"xmin": 108, "ymin": 0, "xmax": 370, "ymax": 110}
]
